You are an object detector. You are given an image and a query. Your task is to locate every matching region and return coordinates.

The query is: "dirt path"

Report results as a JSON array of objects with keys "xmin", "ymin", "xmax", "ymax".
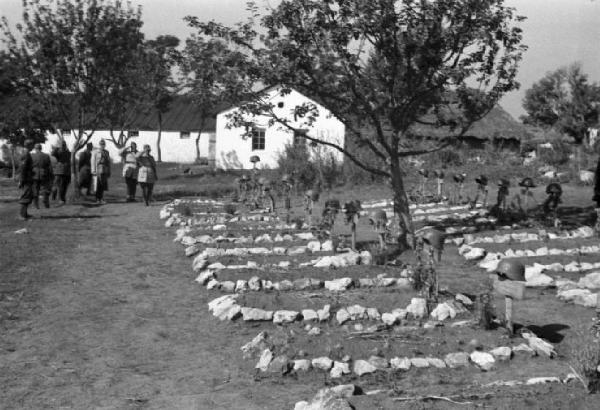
[{"xmin": 0, "ymin": 201, "xmax": 310, "ymax": 409}]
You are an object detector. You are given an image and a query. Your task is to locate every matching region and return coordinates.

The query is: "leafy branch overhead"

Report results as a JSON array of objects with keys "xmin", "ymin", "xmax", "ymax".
[{"xmin": 187, "ymin": 0, "xmax": 527, "ymax": 177}]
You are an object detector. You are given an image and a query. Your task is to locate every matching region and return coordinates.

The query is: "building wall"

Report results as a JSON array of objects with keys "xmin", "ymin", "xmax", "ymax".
[
  {"xmin": 215, "ymin": 88, "xmax": 345, "ymax": 169},
  {"xmin": 39, "ymin": 130, "xmax": 213, "ymax": 164}
]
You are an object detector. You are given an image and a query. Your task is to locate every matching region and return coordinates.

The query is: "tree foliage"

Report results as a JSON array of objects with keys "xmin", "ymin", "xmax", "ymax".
[
  {"xmin": 187, "ymin": 0, "xmax": 526, "ymax": 246},
  {"xmin": 180, "ymin": 21, "xmax": 260, "ymax": 162},
  {"xmin": 521, "ymin": 63, "xmax": 600, "ymax": 143}
]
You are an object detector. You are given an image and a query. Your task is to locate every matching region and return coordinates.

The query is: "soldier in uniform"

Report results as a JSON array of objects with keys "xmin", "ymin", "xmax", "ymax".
[
  {"xmin": 18, "ymin": 139, "xmax": 35, "ymax": 220},
  {"xmin": 30, "ymin": 143, "xmax": 53, "ymax": 209},
  {"xmin": 51, "ymin": 140, "xmax": 71, "ymax": 205}
]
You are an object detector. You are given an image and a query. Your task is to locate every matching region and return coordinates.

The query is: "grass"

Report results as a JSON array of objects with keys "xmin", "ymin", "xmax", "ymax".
[{"xmin": 2, "ymin": 161, "xmax": 600, "ymax": 409}]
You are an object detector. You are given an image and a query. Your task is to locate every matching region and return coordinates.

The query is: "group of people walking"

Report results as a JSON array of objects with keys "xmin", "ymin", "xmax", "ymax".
[{"xmin": 17, "ymin": 139, "xmax": 157, "ymax": 220}]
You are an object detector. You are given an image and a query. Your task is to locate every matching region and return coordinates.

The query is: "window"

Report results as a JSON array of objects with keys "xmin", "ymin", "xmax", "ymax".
[
  {"xmin": 128, "ymin": 130, "xmax": 139, "ymax": 138},
  {"xmin": 293, "ymin": 130, "xmax": 307, "ymax": 147},
  {"xmin": 251, "ymin": 128, "xmax": 265, "ymax": 151},
  {"xmin": 180, "ymin": 131, "xmax": 190, "ymax": 139},
  {"xmin": 277, "ymin": 101, "xmax": 284, "ymax": 108}
]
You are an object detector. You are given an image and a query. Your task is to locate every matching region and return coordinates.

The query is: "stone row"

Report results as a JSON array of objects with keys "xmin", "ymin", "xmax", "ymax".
[
  {"xmin": 207, "ymin": 295, "xmax": 473, "ymax": 326},
  {"xmin": 174, "ymin": 230, "xmax": 318, "ymax": 246},
  {"xmin": 185, "ymin": 239, "xmax": 336, "ymax": 258},
  {"xmin": 461, "ymin": 243, "xmax": 600, "ymax": 266},
  {"xmin": 463, "ymin": 226, "xmax": 594, "ymax": 246},
  {"xmin": 196, "ymin": 271, "xmax": 413, "ymax": 294},
  {"xmin": 246, "ymin": 332, "xmax": 555, "ymax": 378}
]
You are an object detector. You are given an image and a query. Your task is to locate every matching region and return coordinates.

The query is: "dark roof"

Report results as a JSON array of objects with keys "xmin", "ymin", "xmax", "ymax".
[
  {"xmin": 409, "ymin": 105, "xmax": 533, "ymax": 141},
  {"xmin": 111, "ymin": 95, "xmax": 223, "ymax": 132}
]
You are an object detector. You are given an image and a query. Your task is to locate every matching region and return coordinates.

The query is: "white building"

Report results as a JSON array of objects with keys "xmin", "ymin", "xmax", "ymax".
[
  {"xmin": 215, "ymin": 86, "xmax": 345, "ymax": 169},
  {"xmin": 2, "ymin": 88, "xmax": 346, "ymax": 169}
]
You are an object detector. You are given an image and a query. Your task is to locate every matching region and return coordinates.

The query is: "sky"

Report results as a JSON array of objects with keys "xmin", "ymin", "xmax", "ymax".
[{"xmin": 1, "ymin": 0, "xmax": 599, "ymax": 120}]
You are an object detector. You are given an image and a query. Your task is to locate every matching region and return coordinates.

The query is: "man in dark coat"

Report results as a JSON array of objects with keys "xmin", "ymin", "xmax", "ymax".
[
  {"xmin": 78, "ymin": 143, "xmax": 93, "ymax": 196},
  {"xmin": 31, "ymin": 143, "xmax": 53, "ymax": 209},
  {"xmin": 18, "ymin": 139, "xmax": 35, "ymax": 220},
  {"xmin": 51, "ymin": 140, "xmax": 71, "ymax": 205}
]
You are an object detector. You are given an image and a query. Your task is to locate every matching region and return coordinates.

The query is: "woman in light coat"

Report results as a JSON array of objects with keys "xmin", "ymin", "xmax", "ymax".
[
  {"xmin": 91, "ymin": 139, "xmax": 112, "ymax": 204},
  {"xmin": 136, "ymin": 144, "xmax": 157, "ymax": 206}
]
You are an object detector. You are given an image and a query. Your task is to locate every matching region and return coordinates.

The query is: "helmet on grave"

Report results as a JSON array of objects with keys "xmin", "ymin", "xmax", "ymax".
[
  {"xmin": 421, "ymin": 229, "xmax": 445, "ymax": 250},
  {"xmin": 453, "ymin": 174, "xmax": 466, "ymax": 183},
  {"xmin": 495, "ymin": 259, "xmax": 525, "ymax": 282},
  {"xmin": 418, "ymin": 169, "xmax": 429, "ymax": 178},
  {"xmin": 475, "ymin": 175, "xmax": 488, "ymax": 186},
  {"xmin": 519, "ymin": 177, "xmax": 536, "ymax": 188},
  {"xmin": 434, "ymin": 170, "xmax": 445, "ymax": 179},
  {"xmin": 498, "ymin": 178, "xmax": 510, "ymax": 187}
]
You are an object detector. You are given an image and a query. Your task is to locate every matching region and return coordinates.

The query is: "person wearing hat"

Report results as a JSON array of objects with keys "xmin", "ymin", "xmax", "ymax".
[
  {"xmin": 452, "ymin": 173, "xmax": 466, "ymax": 204},
  {"xmin": 496, "ymin": 178, "xmax": 510, "ymax": 211},
  {"xmin": 517, "ymin": 177, "xmax": 536, "ymax": 212},
  {"xmin": 136, "ymin": 144, "xmax": 157, "ymax": 206},
  {"xmin": 119, "ymin": 142, "xmax": 138, "ymax": 202},
  {"xmin": 30, "ymin": 143, "xmax": 53, "ymax": 209},
  {"xmin": 91, "ymin": 139, "xmax": 112, "ymax": 204},
  {"xmin": 50, "ymin": 140, "xmax": 71, "ymax": 205},
  {"xmin": 17, "ymin": 139, "xmax": 35, "ymax": 220}
]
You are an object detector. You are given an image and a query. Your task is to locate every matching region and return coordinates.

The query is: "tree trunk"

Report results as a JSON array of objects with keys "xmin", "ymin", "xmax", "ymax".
[
  {"xmin": 195, "ymin": 133, "xmax": 201, "ymax": 163},
  {"xmin": 70, "ymin": 149, "xmax": 80, "ymax": 202},
  {"xmin": 156, "ymin": 111, "xmax": 162, "ymax": 162},
  {"xmin": 390, "ymin": 159, "xmax": 414, "ymax": 252},
  {"xmin": 9, "ymin": 145, "xmax": 16, "ymax": 181}
]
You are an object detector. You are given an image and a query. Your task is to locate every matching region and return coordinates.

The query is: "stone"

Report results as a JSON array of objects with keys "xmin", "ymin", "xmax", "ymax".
[
  {"xmin": 195, "ymin": 269, "xmax": 215, "ymax": 285},
  {"xmin": 410, "ymin": 358, "xmax": 430, "ymax": 368},
  {"xmin": 374, "ymin": 277, "xmax": 397, "ymax": 287},
  {"xmin": 396, "ymin": 278, "xmax": 411, "ymax": 289},
  {"xmin": 390, "ymin": 357, "xmax": 411, "ymax": 371},
  {"xmin": 336, "ymin": 308, "xmax": 351, "ymax": 325},
  {"xmin": 293, "ymin": 278, "xmax": 313, "ymax": 290},
  {"xmin": 192, "ymin": 256, "xmax": 209, "ymax": 272},
  {"xmin": 321, "ymin": 240, "xmax": 334, "ymax": 252},
  {"xmin": 464, "ymin": 247, "xmax": 486, "ymax": 260},
  {"xmin": 359, "ymin": 250, "xmax": 372, "ymax": 265},
  {"xmin": 255, "ymin": 233, "xmax": 272, "ymax": 243},
  {"xmin": 368, "ymin": 355, "xmax": 389, "ymax": 369},
  {"xmin": 273, "ymin": 310, "xmax": 299, "ymax": 324},
  {"xmin": 522, "ymin": 332, "xmax": 556, "ymax": 358},
  {"xmin": 455, "ymin": 294, "xmax": 473, "ymax": 306},
  {"xmin": 490, "ymin": 346, "xmax": 512, "ymax": 361},
  {"xmin": 512, "ymin": 343, "xmax": 536, "ymax": 357},
  {"xmin": 317, "ymin": 305, "xmax": 331, "ymax": 322},
  {"xmin": 470, "ymin": 351, "xmax": 495, "ymax": 371},
  {"xmin": 206, "ymin": 279, "xmax": 220, "ymax": 290},
  {"xmin": 241, "ymin": 307, "xmax": 274, "ymax": 322},
  {"xmin": 430, "ymin": 302, "xmax": 457, "ymax": 321},
  {"xmin": 288, "ymin": 246, "xmax": 308, "ymax": 255},
  {"xmin": 307, "ymin": 326, "xmax": 321, "ymax": 336},
  {"xmin": 241, "ymin": 331, "xmax": 269, "ymax": 359},
  {"xmin": 274, "ymin": 280, "xmax": 294, "ymax": 291},
  {"xmin": 312, "ymin": 356, "xmax": 334, "ymax": 370},
  {"xmin": 366, "ymin": 308, "xmax": 381, "ymax": 321},
  {"xmin": 234, "ymin": 280, "xmax": 248, "ymax": 293},
  {"xmin": 330, "ymin": 361, "xmax": 351, "ymax": 378},
  {"xmin": 185, "ymin": 245, "xmax": 200, "ymax": 257},
  {"xmin": 346, "ymin": 305, "xmax": 367, "ymax": 320},
  {"xmin": 293, "ymin": 359, "xmax": 312, "ymax": 372},
  {"xmin": 324, "ymin": 278, "xmax": 354, "ymax": 292},
  {"xmin": 381, "ymin": 313, "xmax": 398, "ymax": 326},
  {"xmin": 248, "ymin": 276, "xmax": 262, "ymax": 291},
  {"xmin": 302, "ymin": 309, "xmax": 319, "ymax": 322},
  {"xmin": 353, "ymin": 359, "xmax": 378, "ymax": 376},
  {"xmin": 219, "ymin": 304, "xmax": 241, "ymax": 321},
  {"xmin": 358, "ymin": 278, "xmax": 375, "ymax": 288},
  {"xmin": 273, "ymin": 248, "xmax": 287, "ymax": 256},
  {"xmin": 444, "ymin": 352, "xmax": 469, "ymax": 368},
  {"xmin": 426, "ymin": 357, "xmax": 446, "ymax": 368},
  {"xmin": 307, "ymin": 240, "xmax": 322, "ymax": 252},
  {"xmin": 578, "ymin": 272, "xmax": 600, "ymax": 289},
  {"xmin": 255, "ymin": 349, "xmax": 273, "ymax": 371},
  {"xmin": 267, "ymin": 355, "xmax": 292, "ymax": 374},
  {"xmin": 423, "ymin": 321, "xmax": 441, "ymax": 329},
  {"xmin": 526, "ymin": 377, "xmax": 561, "ymax": 385},
  {"xmin": 220, "ymin": 281, "xmax": 236, "ymax": 293},
  {"xmin": 353, "ymin": 324, "xmax": 364, "ymax": 332},
  {"xmin": 406, "ymin": 298, "xmax": 428, "ymax": 319}
]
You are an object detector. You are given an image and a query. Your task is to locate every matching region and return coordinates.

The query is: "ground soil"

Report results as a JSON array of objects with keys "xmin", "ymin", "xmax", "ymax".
[{"xmin": 1, "ymin": 169, "xmax": 600, "ymax": 409}]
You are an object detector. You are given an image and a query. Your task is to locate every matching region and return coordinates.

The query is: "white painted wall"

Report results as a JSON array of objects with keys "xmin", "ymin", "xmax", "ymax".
[
  {"xmin": 38, "ymin": 130, "xmax": 213, "ymax": 164},
  {"xmin": 215, "ymin": 87, "xmax": 345, "ymax": 169}
]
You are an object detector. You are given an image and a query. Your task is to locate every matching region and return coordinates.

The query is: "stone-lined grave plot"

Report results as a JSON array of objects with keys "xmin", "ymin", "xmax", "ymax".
[{"xmin": 160, "ymin": 198, "xmax": 579, "ymax": 408}]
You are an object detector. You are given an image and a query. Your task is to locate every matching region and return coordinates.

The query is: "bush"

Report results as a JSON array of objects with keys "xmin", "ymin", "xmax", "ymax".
[
  {"xmin": 569, "ymin": 331, "xmax": 600, "ymax": 393},
  {"xmin": 429, "ymin": 149, "xmax": 463, "ymax": 167},
  {"xmin": 275, "ymin": 143, "xmax": 318, "ymax": 191},
  {"xmin": 538, "ymin": 140, "xmax": 573, "ymax": 167}
]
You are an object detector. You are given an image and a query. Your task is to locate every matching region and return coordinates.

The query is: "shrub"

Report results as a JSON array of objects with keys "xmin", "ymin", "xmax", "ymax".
[
  {"xmin": 429, "ymin": 149, "xmax": 463, "ymax": 167},
  {"xmin": 275, "ymin": 143, "xmax": 318, "ymax": 190},
  {"xmin": 538, "ymin": 140, "xmax": 572, "ymax": 167},
  {"xmin": 569, "ymin": 331, "xmax": 600, "ymax": 393}
]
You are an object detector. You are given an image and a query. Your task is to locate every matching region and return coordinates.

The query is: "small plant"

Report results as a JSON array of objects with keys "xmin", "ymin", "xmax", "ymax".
[
  {"xmin": 223, "ymin": 203, "xmax": 237, "ymax": 215},
  {"xmin": 569, "ymin": 330, "xmax": 600, "ymax": 394}
]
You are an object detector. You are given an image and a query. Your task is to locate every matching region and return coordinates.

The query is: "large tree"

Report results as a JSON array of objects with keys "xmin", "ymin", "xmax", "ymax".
[
  {"xmin": 145, "ymin": 35, "xmax": 181, "ymax": 162},
  {"xmin": 180, "ymin": 29, "xmax": 259, "ymax": 163},
  {"xmin": 188, "ymin": 0, "xmax": 526, "ymax": 248},
  {"xmin": 522, "ymin": 63, "xmax": 600, "ymax": 143},
  {"xmin": 1, "ymin": 0, "xmax": 146, "ymax": 199}
]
